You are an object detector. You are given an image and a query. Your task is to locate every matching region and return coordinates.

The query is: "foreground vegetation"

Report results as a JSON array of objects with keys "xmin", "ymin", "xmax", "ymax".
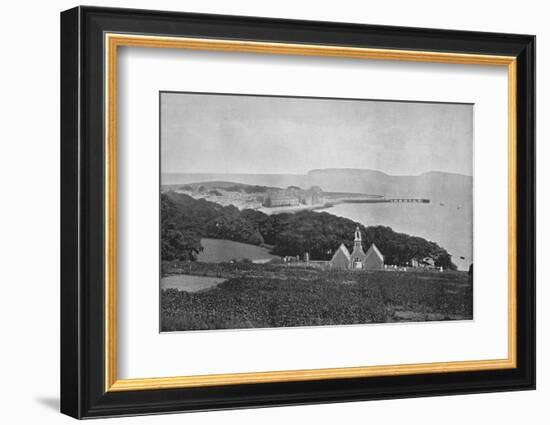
[{"xmin": 161, "ymin": 261, "xmax": 472, "ymax": 331}]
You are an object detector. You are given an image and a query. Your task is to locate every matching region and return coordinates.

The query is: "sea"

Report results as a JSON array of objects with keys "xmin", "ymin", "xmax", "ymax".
[
  {"xmin": 318, "ymin": 200, "xmax": 473, "ymax": 271},
  {"xmin": 162, "ymin": 172, "xmax": 473, "ymax": 271}
]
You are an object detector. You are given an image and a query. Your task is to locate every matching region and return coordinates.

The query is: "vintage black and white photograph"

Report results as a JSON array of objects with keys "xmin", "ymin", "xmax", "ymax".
[{"xmin": 160, "ymin": 92, "xmax": 474, "ymax": 332}]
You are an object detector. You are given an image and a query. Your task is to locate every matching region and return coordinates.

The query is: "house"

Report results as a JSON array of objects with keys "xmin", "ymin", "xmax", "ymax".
[
  {"xmin": 364, "ymin": 243, "xmax": 385, "ymax": 269},
  {"xmin": 411, "ymin": 257, "xmax": 436, "ymax": 269},
  {"xmin": 329, "ymin": 226, "xmax": 384, "ymax": 270},
  {"xmin": 264, "ymin": 193, "xmax": 300, "ymax": 207},
  {"xmin": 263, "ymin": 186, "xmax": 325, "ymax": 208},
  {"xmin": 263, "ymin": 188, "xmax": 300, "ymax": 207},
  {"xmin": 329, "ymin": 243, "xmax": 351, "ymax": 270},
  {"xmin": 303, "ymin": 186, "xmax": 324, "ymax": 205}
]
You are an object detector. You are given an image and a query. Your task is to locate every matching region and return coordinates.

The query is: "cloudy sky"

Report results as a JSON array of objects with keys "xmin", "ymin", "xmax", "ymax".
[{"xmin": 161, "ymin": 92, "xmax": 473, "ymax": 176}]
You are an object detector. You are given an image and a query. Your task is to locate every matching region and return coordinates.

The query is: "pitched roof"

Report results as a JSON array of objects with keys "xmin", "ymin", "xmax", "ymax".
[
  {"xmin": 332, "ymin": 243, "xmax": 351, "ymax": 261},
  {"xmin": 365, "ymin": 243, "xmax": 384, "ymax": 261},
  {"xmin": 350, "ymin": 245, "xmax": 367, "ymax": 259}
]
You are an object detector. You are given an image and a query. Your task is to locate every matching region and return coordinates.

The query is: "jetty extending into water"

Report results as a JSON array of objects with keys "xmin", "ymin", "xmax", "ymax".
[
  {"xmin": 343, "ymin": 198, "xmax": 430, "ymax": 204},
  {"xmin": 326, "ymin": 196, "xmax": 430, "ymax": 205}
]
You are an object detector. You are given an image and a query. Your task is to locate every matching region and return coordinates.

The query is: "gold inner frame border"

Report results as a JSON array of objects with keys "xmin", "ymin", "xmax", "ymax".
[{"xmin": 104, "ymin": 33, "xmax": 517, "ymax": 392}]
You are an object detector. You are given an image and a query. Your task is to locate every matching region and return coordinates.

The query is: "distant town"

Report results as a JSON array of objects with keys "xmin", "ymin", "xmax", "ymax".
[{"xmin": 162, "ymin": 181, "xmax": 430, "ymax": 215}]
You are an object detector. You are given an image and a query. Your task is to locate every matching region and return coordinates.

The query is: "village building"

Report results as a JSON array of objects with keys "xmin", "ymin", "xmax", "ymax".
[
  {"xmin": 263, "ymin": 191, "xmax": 300, "ymax": 207},
  {"xmin": 364, "ymin": 243, "xmax": 385, "ymax": 269},
  {"xmin": 303, "ymin": 186, "xmax": 324, "ymax": 205},
  {"xmin": 328, "ymin": 243, "xmax": 351, "ymax": 270},
  {"xmin": 263, "ymin": 186, "xmax": 325, "ymax": 208},
  {"xmin": 329, "ymin": 226, "xmax": 384, "ymax": 270},
  {"xmin": 411, "ymin": 257, "xmax": 436, "ymax": 269}
]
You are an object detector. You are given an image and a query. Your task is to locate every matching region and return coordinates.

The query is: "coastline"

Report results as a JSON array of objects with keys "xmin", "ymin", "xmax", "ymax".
[{"xmin": 258, "ymin": 202, "xmax": 334, "ymax": 215}]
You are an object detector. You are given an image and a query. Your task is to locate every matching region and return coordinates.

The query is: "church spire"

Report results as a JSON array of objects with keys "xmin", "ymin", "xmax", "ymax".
[{"xmin": 354, "ymin": 226, "xmax": 362, "ymax": 250}]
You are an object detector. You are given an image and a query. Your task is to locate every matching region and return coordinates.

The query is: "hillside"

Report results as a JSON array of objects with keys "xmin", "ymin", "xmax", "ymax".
[
  {"xmin": 162, "ymin": 173, "xmax": 308, "ymax": 188},
  {"xmin": 162, "ymin": 168, "xmax": 472, "ymax": 202},
  {"xmin": 305, "ymin": 169, "xmax": 472, "ymax": 201},
  {"xmin": 161, "ymin": 191, "xmax": 457, "ymax": 269},
  {"xmin": 162, "ymin": 181, "xmax": 274, "ymax": 193}
]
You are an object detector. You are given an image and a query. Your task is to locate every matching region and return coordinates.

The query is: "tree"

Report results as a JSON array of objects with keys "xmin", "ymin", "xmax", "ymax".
[
  {"xmin": 247, "ymin": 231, "xmax": 264, "ymax": 245},
  {"xmin": 160, "ymin": 191, "xmax": 457, "ymax": 269},
  {"xmin": 161, "ymin": 222, "xmax": 202, "ymax": 261},
  {"xmin": 160, "ymin": 193, "xmax": 203, "ymax": 261}
]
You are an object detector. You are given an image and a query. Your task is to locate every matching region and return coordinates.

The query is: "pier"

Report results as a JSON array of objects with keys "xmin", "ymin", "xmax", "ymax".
[
  {"xmin": 388, "ymin": 198, "xmax": 430, "ymax": 203},
  {"xmin": 340, "ymin": 198, "xmax": 430, "ymax": 204}
]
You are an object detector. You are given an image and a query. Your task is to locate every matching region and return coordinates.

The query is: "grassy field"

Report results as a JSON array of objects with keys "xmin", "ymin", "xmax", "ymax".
[
  {"xmin": 161, "ymin": 261, "xmax": 473, "ymax": 332},
  {"xmin": 196, "ymin": 238, "xmax": 278, "ymax": 263}
]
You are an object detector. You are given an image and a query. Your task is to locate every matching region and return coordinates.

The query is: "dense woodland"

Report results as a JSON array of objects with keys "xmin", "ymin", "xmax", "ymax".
[{"xmin": 161, "ymin": 191, "xmax": 457, "ymax": 269}]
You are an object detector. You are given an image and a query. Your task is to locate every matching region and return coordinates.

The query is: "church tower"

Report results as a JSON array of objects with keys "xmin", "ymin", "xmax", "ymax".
[
  {"xmin": 350, "ymin": 226, "xmax": 367, "ymax": 269},
  {"xmin": 329, "ymin": 225, "xmax": 385, "ymax": 271},
  {"xmin": 354, "ymin": 226, "xmax": 362, "ymax": 251}
]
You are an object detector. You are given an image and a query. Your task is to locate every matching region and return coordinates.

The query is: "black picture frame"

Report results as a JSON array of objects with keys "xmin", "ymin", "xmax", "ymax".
[{"xmin": 61, "ymin": 5, "xmax": 535, "ymax": 419}]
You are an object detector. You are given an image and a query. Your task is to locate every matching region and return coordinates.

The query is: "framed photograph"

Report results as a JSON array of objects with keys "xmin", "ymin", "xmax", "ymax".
[{"xmin": 60, "ymin": 6, "xmax": 535, "ymax": 419}]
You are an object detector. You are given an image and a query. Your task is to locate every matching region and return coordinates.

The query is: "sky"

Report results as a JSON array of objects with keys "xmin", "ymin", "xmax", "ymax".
[{"xmin": 161, "ymin": 92, "xmax": 473, "ymax": 176}]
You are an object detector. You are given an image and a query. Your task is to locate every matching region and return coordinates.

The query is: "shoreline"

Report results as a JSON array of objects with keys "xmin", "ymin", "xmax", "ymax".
[
  {"xmin": 257, "ymin": 197, "xmax": 430, "ymax": 215},
  {"xmin": 257, "ymin": 202, "xmax": 334, "ymax": 215}
]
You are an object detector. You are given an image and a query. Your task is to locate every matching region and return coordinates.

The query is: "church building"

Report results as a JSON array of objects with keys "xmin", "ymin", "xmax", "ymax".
[{"xmin": 329, "ymin": 226, "xmax": 384, "ymax": 270}]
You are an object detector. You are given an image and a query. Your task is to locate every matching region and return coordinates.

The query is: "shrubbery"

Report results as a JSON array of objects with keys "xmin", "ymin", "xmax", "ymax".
[
  {"xmin": 161, "ymin": 191, "xmax": 456, "ymax": 269},
  {"xmin": 161, "ymin": 262, "xmax": 472, "ymax": 331}
]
